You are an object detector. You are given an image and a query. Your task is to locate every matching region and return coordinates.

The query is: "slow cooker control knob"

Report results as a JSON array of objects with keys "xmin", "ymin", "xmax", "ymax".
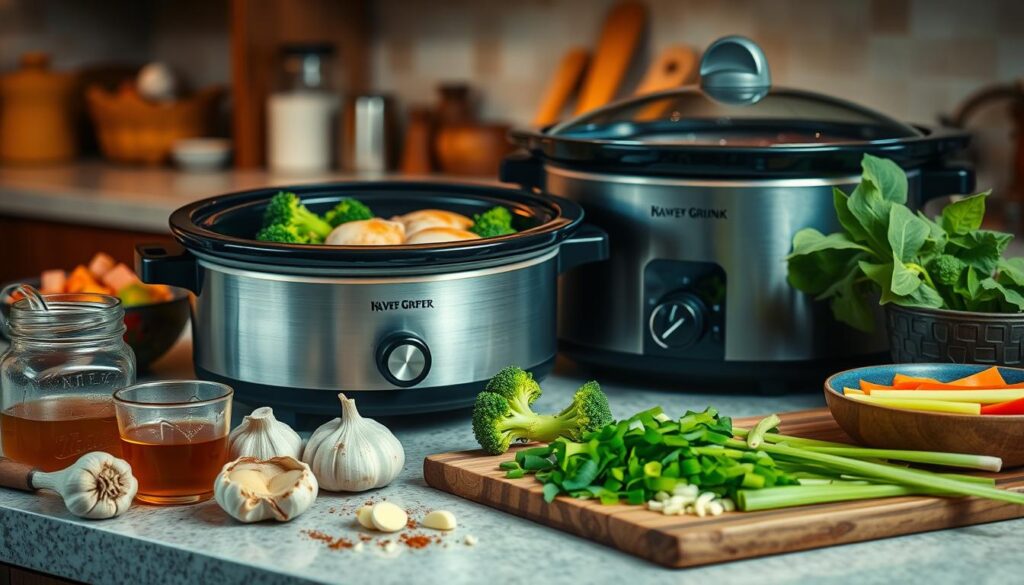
[
  {"xmin": 377, "ymin": 335, "xmax": 432, "ymax": 388},
  {"xmin": 649, "ymin": 293, "xmax": 707, "ymax": 349}
]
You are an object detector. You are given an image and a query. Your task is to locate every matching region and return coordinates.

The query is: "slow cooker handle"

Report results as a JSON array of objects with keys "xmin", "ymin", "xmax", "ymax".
[
  {"xmin": 919, "ymin": 163, "xmax": 976, "ymax": 202},
  {"xmin": 558, "ymin": 224, "xmax": 609, "ymax": 274},
  {"xmin": 135, "ymin": 242, "xmax": 199, "ymax": 293}
]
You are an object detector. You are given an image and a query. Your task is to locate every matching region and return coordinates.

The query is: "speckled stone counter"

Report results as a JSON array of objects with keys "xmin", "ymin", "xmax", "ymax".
[{"xmin": 2, "ymin": 337, "xmax": 1024, "ymax": 585}]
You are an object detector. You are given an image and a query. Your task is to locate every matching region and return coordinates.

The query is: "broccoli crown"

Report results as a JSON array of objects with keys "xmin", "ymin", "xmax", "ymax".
[
  {"xmin": 325, "ymin": 198, "xmax": 374, "ymax": 227},
  {"xmin": 472, "ymin": 391, "xmax": 535, "ymax": 455},
  {"xmin": 554, "ymin": 381, "xmax": 613, "ymax": 440},
  {"xmin": 256, "ymin": 223, "xmax": 312, "ymax": 244},
  {"xmin": 470, "ymin": 206, "xmax": 516, "ymax": 238},
  {"xmin": 261, "ymin": 192, "xmax": 333, "ymax": 243},
  {"xmin": 930, "ymin": 254, "xmax": 967, "ymax": 286},
  {"xmin": 484, "ymin": 365, "xmax": 541, "ymax": 413}
]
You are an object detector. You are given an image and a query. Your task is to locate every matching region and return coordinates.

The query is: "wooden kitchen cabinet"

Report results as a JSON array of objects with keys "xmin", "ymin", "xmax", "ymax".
[
  {"xmin": 0, "ymin": 215, "xmax": 173, "ymax": 283},
  {"xmin": 0, "ymin": 563, "xmax": 77, "ymax": 585}
]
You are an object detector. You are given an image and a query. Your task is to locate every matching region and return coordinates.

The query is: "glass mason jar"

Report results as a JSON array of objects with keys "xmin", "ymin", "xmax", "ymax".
[{"xmin": 0, "ymin": 293, "xmax": 136, "ymax": 471}]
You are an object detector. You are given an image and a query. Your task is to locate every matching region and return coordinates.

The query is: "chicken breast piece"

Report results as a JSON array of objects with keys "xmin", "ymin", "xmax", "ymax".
[
  {"xmin": 404, "ymin": 227, "xmax": 482, "ymax": 245},
  {"xmin": 392, "ymin": 209, "xmax": 473, "ymax": 236},
  {"xmin": 325, "ymin": 218, "xmax": 406, "ymax": 246}
]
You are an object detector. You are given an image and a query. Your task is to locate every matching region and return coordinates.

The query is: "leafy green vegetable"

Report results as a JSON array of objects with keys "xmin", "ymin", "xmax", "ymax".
[
  {"xmin": 470, "ymin": 206, "xmax": 517, "ymax": 238},
  {"xmin": 256, "ymin": 191, "xmax": 334, "ymax": 244},
  {"xmin": 787, "ymin": 154, "xmax": 1021, "ymax": 331},
  {"xmin": 324, "ymin": 198, "xmax": 373, "ymax": 227}
]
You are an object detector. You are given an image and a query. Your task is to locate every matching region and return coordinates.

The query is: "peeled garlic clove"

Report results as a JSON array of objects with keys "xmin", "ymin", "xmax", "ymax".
[
  {"xmin": 356, "ymin": 505, "xmax": 375, "ymax": 529},
  {"xmin": 301, "ymin": 393, "xmax": 405, "ymax": 492},
  {"xmin": 214, "ymin": 456, "xmax": 318, "ymax": 523},
  {"xmin": 370, "ymin": 501, "xmax": 407, "ymax": 532},
  {"xmin": 422, "ymin": 510, "xmax": 457, "ymax": 531},
  {"xmin": 31, "ymin": 452, "xmax": 138, "ymax": 520},
  {"xmin": 228, "ymin": 407, "xmax": 303, "ymax": 460}
]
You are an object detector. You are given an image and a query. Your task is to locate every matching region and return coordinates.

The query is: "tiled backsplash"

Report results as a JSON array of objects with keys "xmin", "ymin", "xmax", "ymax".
[{"xmin": 370, "ymin": 0, "xmax": 1024, "ymax": 193}]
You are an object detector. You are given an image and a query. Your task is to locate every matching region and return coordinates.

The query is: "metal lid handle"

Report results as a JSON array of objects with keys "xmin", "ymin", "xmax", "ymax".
[{"xmin": 700, "ymin": 36, "xmax": 771, "ymax": 90}]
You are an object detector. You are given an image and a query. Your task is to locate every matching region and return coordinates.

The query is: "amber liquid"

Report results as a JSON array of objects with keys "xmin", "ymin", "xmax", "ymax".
[
  {"xmin": 0, "ymin": 397, "xmax": 122, "ymax": 471},
  {"xmin": 120, "ymin": 421, "xmax": 228, "ymax": 504}
]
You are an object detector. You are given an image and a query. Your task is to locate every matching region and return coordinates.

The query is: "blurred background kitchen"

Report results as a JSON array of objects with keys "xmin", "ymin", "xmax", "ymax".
[{"xmin": 1, "ymin": 0, "xmax": 1024, "ymax": 281}]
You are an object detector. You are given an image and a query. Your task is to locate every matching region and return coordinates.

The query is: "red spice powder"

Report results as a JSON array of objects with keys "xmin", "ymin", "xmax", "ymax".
[
  {"xmin": 399, "ymin": 532, "xmax": 434, "ymax": 549},
  {"xmin": 302, "ymin": 530, "xmax": 353, "ymax": 550},
  {"xmin": 406, "ymin": 518, "xmax": 418, "ymax": 529}
]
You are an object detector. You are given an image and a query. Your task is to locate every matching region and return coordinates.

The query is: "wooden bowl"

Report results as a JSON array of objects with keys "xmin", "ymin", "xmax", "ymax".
[{"xmin": 825, "ymin": 363, "xmax": 1024, "ymax": 467}]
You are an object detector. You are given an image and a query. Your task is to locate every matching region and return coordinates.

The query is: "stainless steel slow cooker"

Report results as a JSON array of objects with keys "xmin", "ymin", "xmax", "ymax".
[
  {"xmin": 503, "ymin": 36, "xmax": 973, "ymax": 387},
  {"xmin": 136, "ymin": 182, "xmax": 607, "ymax": 418}
]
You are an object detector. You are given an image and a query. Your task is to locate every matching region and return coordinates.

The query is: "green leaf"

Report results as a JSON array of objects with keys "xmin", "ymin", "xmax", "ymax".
[
  {"xmin": 890, "ymin": 255, "xmax": 923, "ymax": 296},
  {"xmin": 859, "ymin": 260, "xmax": 901, "ymax": 305},
  {"xmin": 861, "ymin": 154, "xmax": 908, "ymax": 204},
  {"xmin": 847, "ymin": 178, "xmax": 893, "ymax": 255},
  {"xmin": 981, "ymin": 278, "xmax": 1024, "ymax": 312},
  {"xmin": 900, "ymin": 283, "xmax": 944, "ymax": 309},
  {"xmin": 827, "ymin": 270, "xmax": 876, "ymax": 333},
  {"xmin": 940, "ymin": 192, "xmax": 989, "ymax": 236},
  {"xmin": 916, "ymin": 210, "xmax": 947, "ymax": 261},
  {"xmin": 887, "ymin": 205, "xmax": 929, "ymax": 262},
  {"xmin": 998, "ymin": 257, "xmax": 1024, "ymax": 287},
  {"xmin": 542, "ymin": 482, "xmax": 561, "ymax": 503},
  {"xmin": 833, "ymin": 187, "xmax": 869, "ymax": 243},
  {"xmin": 787, "ymin": 245, "xmax": 867, "ymax": 295},
  {"xmin": 787, "ymin": 228, "xmax": 874, "ymax": 258},
  {"xmin": 949, "ymin": 230, "xmax": 1013, "ymax": 275}
]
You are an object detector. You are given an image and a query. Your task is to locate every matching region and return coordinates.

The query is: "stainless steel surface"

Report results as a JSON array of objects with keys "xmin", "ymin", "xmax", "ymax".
[
  {"xmin": 191, "ymin": 250, "xmax": 558, "ymax": 391},
  {"xmin": 548, "ymin": 165, "xmax": 893, "ymax": 362},
  {"xmin": 386, "ymin": 342, "xmax": 427, "ymax": 381},
  {"xmin": 345, "ymin": 94, "xmax": 393, "ymax": 173}
]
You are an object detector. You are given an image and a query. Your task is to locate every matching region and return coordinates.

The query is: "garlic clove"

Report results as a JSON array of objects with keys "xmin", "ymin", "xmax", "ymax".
[
  {"xmin": 421, "ymin": 510, "xmax": 457, "ymax": 531},
  {"xmin": 356, "ymin": 505, "xmax": 375, "ymax": 529},
  {"xmin": 214, "ymin": 456, "xmax": 318, "ymax": 523},
  {"xmin": 301, "ymin": 393, "xmax": 405, "ymax": 492},
  {"xmin": 228, "ymin": 407, "xmax": 303, "ymax": 460},
  {"xmin": 31, "ymin": 452, "xmax": 138, "ymax": 520},
  {"xmin": 370, "ymin": 501, "xmax": 407, "ymax": 532}
]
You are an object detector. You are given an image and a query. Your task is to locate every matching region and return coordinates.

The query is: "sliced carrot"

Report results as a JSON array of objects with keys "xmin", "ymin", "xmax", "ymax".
[
  {"xmin": 950, "ymin": 367, "xmax": 1007, "ymax": 388},
  {"xmin": 893, "ymin": 374, "xmax": 941, "ymax": 387},
  {"xmin": 859, "ymin": 380, "xmax": 895, "ymax": 394},
  {"xmin": 982, "ymin": 397, "xmax": 1024, "ymax": 415},
  {"xmin": 66, "ymin": 265, "xmax": 103, "ymax": 294}
]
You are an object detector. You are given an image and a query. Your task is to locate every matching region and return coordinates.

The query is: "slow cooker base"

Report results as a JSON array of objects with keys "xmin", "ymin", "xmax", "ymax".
[
  {"xmin": 560, "ymin": 342, "xmax": 888, "ymax": 393},
  {"xmin": 196, "ymin": 357, "xmax": 555, "ymax": 427}
]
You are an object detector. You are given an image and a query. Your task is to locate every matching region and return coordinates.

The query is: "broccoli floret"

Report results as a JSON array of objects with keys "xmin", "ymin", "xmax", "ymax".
[
  {"xmin": 471, "ymin": 368, "xmax": 613, "ymax": 454},
  {"xmin": 930, "ymin": 254, "xmax": 967, "ymax": 286},
  {"xmin": 470, "ymin": 206, "xmax": 516, "ymax": 238},
  {"xmin": 325, "ymin": 198, "xmax": 374, "ymax": 227},
  {"xmin": 484, "ymin": 365, "xmax": 541, "ymax": 412},
  {"xmin": 255, "ymin": 223, "xmax": 313, "ymax": 244},
  {"xmin": 260, "ymin": 192, "xmax": 333, "ymax": 243},
  {"xmin": 553, "ymin": 381, "xmax": 613, "ymax": 441}
]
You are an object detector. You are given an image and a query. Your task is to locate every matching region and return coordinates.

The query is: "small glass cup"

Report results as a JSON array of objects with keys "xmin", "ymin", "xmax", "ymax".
[{"xmin": 113, "ymin": 380, "xmax": 232, "ymax": 505}]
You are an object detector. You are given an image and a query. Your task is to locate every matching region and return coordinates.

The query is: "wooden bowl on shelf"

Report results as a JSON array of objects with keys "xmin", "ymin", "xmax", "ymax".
[
  {"xmin": 86, "ymin": 84, "xmax": 223, "ymax": 165},
  {"xmin": 825, "ymin": 363, "xmax": 1024, "ymax": 467}
]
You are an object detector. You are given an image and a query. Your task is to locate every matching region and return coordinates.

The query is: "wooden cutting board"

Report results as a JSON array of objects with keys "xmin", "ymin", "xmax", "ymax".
[{"xmin": 424, "ymin": 408, "xmax": 1024, "ymax": 568}]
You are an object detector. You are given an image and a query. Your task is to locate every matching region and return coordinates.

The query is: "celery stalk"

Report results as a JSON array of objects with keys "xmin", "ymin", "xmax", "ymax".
[
  {"xmin": 737, "ymin": 484, "xmax": 946, "ymax": 511},
  {"xmin": 724, "ymin": 439, "xmax": 1024, "ymax": 505},
  {"xmin": 799, "ymin": 446, "xmax": 1002, "ymax": 472},
  {"xmin": 868, "ymin": 389, "xmax": 1024, "ymax": 403},
  {"xmin": 845, "ymin": 393, "xmax": 981, "ymax": 415}
]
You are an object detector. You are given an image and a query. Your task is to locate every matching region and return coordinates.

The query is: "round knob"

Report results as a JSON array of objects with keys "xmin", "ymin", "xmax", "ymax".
[
  {"xmin": 649, "ymin": 293, "xmax": 706, "ymax": 349},
  {"xmin": 377, "ymin": 335, "xmax": 431, "ymax": 387}
]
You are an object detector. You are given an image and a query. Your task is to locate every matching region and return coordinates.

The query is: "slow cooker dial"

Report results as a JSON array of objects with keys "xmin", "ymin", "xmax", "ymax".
[
  {"xmin": 649, "ymin": 293, "xmax": 707, "ymax": 349},
  {"xmin": 376, "ymin": 334, "xmax": 432, "ymax": 387}
]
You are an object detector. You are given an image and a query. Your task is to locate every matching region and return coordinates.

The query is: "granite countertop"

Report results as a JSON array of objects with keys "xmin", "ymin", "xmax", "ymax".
[
  {"xmin": 0, "ymin": 162, "xmax": 497, "ymax": 233},
  {"xmin": 2, "ymin": 336, "xmax": 1024, "ymax": 585}
]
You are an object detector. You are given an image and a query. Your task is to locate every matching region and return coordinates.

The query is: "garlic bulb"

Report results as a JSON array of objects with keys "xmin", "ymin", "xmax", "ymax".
[
  {"xmin": 31, "ymin": 451, "xmax": 138, "ymax": 519},
  {"xmin": 228, "ymin": 406, "xmax": 303, "ymax": 460},
  {"xmin": 214, "ymin": 456, "xmax": 318, "ymax": 523},
  {"xmin": 301, "ymin": 393, "xmax": 404, "ymax": 492}
]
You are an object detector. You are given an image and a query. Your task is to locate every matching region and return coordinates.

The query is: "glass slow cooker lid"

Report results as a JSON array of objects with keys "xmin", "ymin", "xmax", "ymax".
[{"xmin": 509, "ymin": 36, "xmax": 968, "ymax": 177}]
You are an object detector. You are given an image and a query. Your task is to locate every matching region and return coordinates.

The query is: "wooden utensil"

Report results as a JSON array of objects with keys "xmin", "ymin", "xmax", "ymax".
[
  {"xmin": 634, "ymin": 45, "xmax": 699, "ymax": 95},
  {"xmin": 434, "ymin": 123, "xmax": 514, "ymax": 177},
  {"xmin": 424, "ymin": 408, "xmax": 1024, "ymax": 569},
  {"xmin": 400, "ymin": 106, "xmax": 435, "ymax": 174},
  {"xmin": 573, "ymin": 1, "xmax": 647, "ymax": 115},
  {"xmin": 532, "ymin": 48, "xmax": 590, "ymax": 127}
]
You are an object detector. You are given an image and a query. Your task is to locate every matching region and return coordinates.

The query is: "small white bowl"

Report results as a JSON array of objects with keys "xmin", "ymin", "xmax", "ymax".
[{"xmin": 172, "ymin": 138, "xmax": 231, "ymax": 172}]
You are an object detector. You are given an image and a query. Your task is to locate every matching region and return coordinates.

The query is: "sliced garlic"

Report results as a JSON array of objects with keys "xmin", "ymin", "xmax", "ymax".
[
  {"xmin": 464, "ymin": 534, "xmax": 478, "ymax": 546},
  {"xmin": 213, "ymin": 456, "xmax": 318, "ymax": 523},
  {"xmin": 370, "ymin": 501, "xmax": 407, "ymax": 532},
  {"xmin": 356, "ymin": 505, "xmax": 375, "ymax": 529},
  {"xmin": 422, "ymin": 510, "xmax": 457, "ymax": 531}
]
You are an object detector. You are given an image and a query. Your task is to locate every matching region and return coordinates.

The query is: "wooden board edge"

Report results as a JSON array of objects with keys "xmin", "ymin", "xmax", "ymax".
[{"xmin": 424, "ymin": 455, "xmax": 1024, "ymax": 568}]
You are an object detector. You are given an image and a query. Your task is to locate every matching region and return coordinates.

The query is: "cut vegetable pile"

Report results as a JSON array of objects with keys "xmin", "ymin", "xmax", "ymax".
[
  {"xmin": 844, "ymin": 366, "xmax": 1024, "ymax": 415},
  {"xmin": 499, "ymin": 404, "xmax": 1024, "ymax": 514}
]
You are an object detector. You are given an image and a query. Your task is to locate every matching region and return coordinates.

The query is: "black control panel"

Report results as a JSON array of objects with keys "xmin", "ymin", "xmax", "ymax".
[{"xmin": 643, "ymin": 260, "xmax": 726, "ymax": 360}]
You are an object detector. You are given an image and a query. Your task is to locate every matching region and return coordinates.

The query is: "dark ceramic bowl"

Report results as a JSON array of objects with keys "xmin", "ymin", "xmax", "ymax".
[
  {"xmin": 1, "ymin": 277, "xmax": 190, "ymax": 371},
  {"xmin": 825, "ymin": 363, "xmax": 1024, "ymax": 467},
  {"xmin": 886, "ymin": 304, "xmax": 1024, "ymax": 366}
]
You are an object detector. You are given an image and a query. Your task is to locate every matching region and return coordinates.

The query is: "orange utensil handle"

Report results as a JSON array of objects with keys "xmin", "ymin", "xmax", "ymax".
[{"xmin": 0, "ymin": 457, "xmax": 36, "ymax": 492}]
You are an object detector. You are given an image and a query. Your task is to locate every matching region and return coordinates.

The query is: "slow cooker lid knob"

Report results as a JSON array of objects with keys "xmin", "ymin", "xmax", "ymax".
[
  {"xmin": 699, "ymin": 35, "xmax": 771, "ymax": 106},
  {"xmin": 377, "ymin": 334, "xmax": 431, "ymax": 388}
]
